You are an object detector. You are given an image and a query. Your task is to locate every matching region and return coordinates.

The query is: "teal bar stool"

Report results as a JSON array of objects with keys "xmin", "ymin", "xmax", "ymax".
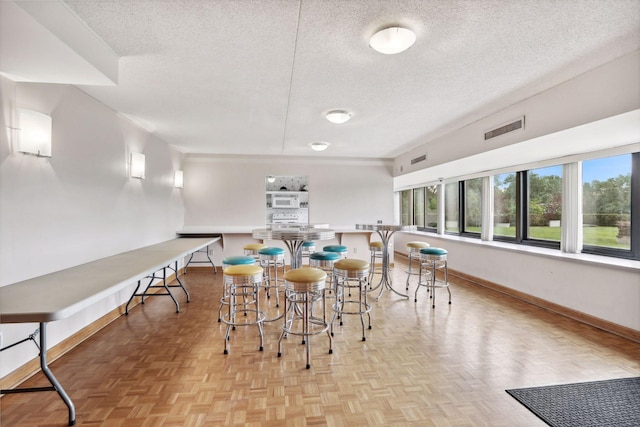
[
  {"xmin": 323, "ymin": 245, "xmax": 348, "ymax": 259},
  {"xmin": 258, "ymin": 247, "xmax": 286, "ymax": 320},
  {"xmin": 301, "ymin": 241, "xmax": 316, "ymax": 264},
  {"xmin": 309, "ymin": 251, "xmax": 340, "ymax": 294},
  {"xmin": 415, "ymin": 247, "xmax": 451, "ymax": 308},
  {"xmin": 405, "ymin": 241, "xmax": 430, "ymax": 290},
  {"xmin": 218, "ymin": 256, "xmax": 256, "ymax": 322}
]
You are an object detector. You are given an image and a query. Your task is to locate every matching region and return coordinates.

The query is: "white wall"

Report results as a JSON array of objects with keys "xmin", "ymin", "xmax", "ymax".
[
  {"xmin": 183, "ymin": 155, "xmax": 394, "ymax": 228},
  {"xmin": 0, "ymin": 77, "xmax": 184, "ymax": 378}
]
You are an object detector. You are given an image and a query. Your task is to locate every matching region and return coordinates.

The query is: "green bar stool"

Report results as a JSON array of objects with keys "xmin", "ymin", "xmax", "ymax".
[
  {"xmin": 218, "ymin": 256, "xmax": 256, "ymax": 322},
  {"xmin": 258, "ymin": 246, "xmax": 286, "ymax": 320},
  {"xmin": 415, "ymin": 247, "xmax": 451, "ymax": 308},
  {"xmin": 323, "ymin": 245, "xmax": 348, "ymax": 259},
  {"xmin": 405, "ymin": 241, "xmax": 430, "ymax": 290},
  {"xmin": 301, "ymin": 241, "xmax": 316, "ymax": 264},
  {"xmin": 331, "ymin": 259, "xmax": 372, "ymax": 342},
  {"xmin": 278, "ymin": 267, "xmax": 332, "ymax": 369},
  {"xmin": 221, "ymin": 264, "xmax": 265, "ymax": 354},
  {"xmin": 309, "ymin": 251, "xmax": 340, "ymax": 294}
]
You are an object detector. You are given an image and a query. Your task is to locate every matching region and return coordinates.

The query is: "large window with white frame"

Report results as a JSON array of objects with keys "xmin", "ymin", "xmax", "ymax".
[{"xmin": 398, "ymin": 150, "xmax": 638, "ymax": 261}]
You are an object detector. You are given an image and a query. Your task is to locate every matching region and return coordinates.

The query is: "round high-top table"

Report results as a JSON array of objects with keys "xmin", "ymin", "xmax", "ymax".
[
  {"xmin": 252, "ymin": 226, "xmax": 335, "ymax": 269},
  {"xmin": 355, "ymin": 224, "xmax": 417, "ymax": 299}
]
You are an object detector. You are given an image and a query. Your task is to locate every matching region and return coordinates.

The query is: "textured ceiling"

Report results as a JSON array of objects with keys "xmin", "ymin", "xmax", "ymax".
[{"xmin": 48, "ymin": 0, "xmax": 640, "ymax": 158}]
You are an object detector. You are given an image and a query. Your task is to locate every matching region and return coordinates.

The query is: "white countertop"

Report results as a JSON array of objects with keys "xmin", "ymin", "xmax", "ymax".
[{"xmin": 0, "ymin": 237, "xmax": 219, "ymax": 324}]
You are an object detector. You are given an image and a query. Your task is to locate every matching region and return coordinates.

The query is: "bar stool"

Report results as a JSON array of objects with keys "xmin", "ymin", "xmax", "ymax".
[
  {"xmin": 405, "ymin": 241, "xmax": 430, "ymax": 290},
  {"xmin": 221, "ymin": 264, "xmax": 265, "ymax": 354},
  {"xmin": 244, "ymin": 242, "xmax": 267, "ymax": 261},
  {"xmin": 218, "ymin": 256, "xmax": 256, "ymax": 322},
  {"xmin": 368, "ymin": 241, "xmax": 384, "ymax": 287},
  {"xmin": 309, "ymin": 251, "xmax": 340, "ymax": 294},
  {"xmin": 331, "ymin": 259, "xmax": 372, "ymax": 341},
  {"xmin": 323, "ymin": 245, "xmax": 348, "ymax": 259},
  {"xmin": 278, "ymin": 267, "xmax": 332, "ymax": 369},
  {"xmin": 258, "ymin": 246, "xmax": 286, "ymax": 320},
  {"xmin": 301, "ymin": 241, "xmax": 316, "ymax": 265},
  {"xmin": 415, "ymin": 247, "xmax": 451, "ymax": 308}
]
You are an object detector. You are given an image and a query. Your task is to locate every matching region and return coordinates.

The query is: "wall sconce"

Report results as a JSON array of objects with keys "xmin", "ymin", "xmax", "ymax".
[
  {"xmin": 130, "ymin": 152, "xmax": 145, "ymax": 179},
  {"xmin": 17, "ymin": 108, "xmax": 52, "ymax": 157},
  {"xmin": 174, "ymin": 170, "xmax": 184, "ymax": 188}
]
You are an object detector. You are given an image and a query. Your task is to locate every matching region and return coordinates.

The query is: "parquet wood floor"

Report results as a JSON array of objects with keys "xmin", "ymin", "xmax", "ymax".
[{"xmin": 1, "ymin": 259, "xmax": 639, "ymax": 426}]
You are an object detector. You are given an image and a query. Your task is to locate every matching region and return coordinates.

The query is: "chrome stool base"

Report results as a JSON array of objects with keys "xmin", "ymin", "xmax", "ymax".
[{"xmin": 331, "ymin": 259, "xmax": 371, "ymax": 342}]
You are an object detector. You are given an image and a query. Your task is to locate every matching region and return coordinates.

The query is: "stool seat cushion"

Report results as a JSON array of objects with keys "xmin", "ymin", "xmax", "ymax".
[
  {"xmin": 302, "ymin": 241, "xmax": 316, "ymax": 247},
  {"xmin": 222, "ymin": 255, "xmax": 256, "ymax": 265},
  {"xmin": 334, "ymin": 258, "xmax": 370, "ymax": 271},
  {"xmin": 224, "ymin": 264, "xmax": 264, "ymax": 276},
  {"xmin": 407, "ymin": 241, "xmax": 430, "ymax": 249},
  {"xmin": 258, "ymin": 246, "xmax": 285, "ymax": 255},
  {"xmin": 244, "ymin": 243, "xmax": 267, "ymax": 251},
  {"xmin": 323, "ymin": 245, "xmax": 348, "ymax": 253},
  {"xmin": 420, "ymin": 247, "xmax": 448, "ymax": 256},
  {"xmin": 369, "ymin": 241, "xmax": 384, "ymax": 248},
  {"xmin": 284, "ymin": 267, "xmax": 327, "ymax": 283},
  {"xmin": 309, "ymin": 251, "xmax": 340, "ymax": 261}
]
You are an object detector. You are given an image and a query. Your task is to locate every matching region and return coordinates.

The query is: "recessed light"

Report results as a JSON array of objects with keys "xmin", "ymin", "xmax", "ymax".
[
  {"xmin": 326, "ymin": 110, "xmax": 351, "ymax": 124},
  {"xmin": 309, "ymin": 142, "xmax": 330, "ymax": 151},
  {"xmin": 369, "ymin": 26, "xmax": 416, "ymax": 54}
]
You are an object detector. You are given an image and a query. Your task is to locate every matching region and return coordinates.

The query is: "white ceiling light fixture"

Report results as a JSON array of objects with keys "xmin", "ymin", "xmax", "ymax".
[
  {"xmin": 369, "ymin": 26, "xmax": 416, "ymax": 54},
  {"xmin": 325, "ymin": 110, "xmax": 351, "ymax": 124},
  {"xmin": 309, "ymin": 142, "xmax": 330, "ymax": 152}
]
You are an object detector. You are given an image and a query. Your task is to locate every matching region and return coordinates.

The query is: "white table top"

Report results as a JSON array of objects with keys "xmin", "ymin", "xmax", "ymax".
[
  {"xmin": 252, "ymin": 227, "xmax": 335, "ymax": 241},
  {"xmin": 0, "ymin": 237, "xmax": 219, "ymax": 324},
  {"xmin": 356, "ymin": 224, "xmax": 418, "ymax": 232}
]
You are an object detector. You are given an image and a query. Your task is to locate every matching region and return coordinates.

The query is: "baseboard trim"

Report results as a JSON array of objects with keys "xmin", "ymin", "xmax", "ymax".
[
  {"xmin": 395, "ymin": 252, "xmax": 640, "ymax": 344},
  {"xmin": 1, "ymin": 271, "xmax": 180, "ymax": 391}
]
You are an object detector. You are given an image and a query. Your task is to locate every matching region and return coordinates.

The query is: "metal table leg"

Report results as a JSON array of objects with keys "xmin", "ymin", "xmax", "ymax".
[{"xmin": 373, "ymin": 230, "xmax": 409, "ymax": 300}]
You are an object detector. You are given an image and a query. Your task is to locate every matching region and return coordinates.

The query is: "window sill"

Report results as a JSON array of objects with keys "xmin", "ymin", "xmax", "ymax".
[{"xmin": 402, "ymin": 231, "xmax": 640, "ymax": 273}]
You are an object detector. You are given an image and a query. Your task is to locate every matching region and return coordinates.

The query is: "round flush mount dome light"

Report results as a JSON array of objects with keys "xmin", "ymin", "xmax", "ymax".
[
  {"xmin": 325, "ymin": 110, "xmax": 352, "ymax": 124},
  {"xmin": 369, "ymin": 26, "xmax": 416, "ymax": 54},
  {"xmin": 309, "ymin": 141, "xmax": 330, "ymax": 151}
]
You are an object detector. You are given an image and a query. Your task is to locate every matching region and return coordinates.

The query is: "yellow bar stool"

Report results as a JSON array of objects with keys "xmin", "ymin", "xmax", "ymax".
[
  {"xmin": 405, "ymin": 241, "xmax": 430, "ymax": 291},
  {"xmin": 221, "ymin": 264, "xmax": 266, "ymax": 354},
  {"xmin": 218, "ymin": 255, "xmax": 256, "ymax": 322},
  {"xmin": 278, "ymin": 267, "xmax": 332, "ymax": 369},
  {"xmin": 258, "ymin": 246, "xmax": 286, "ymax": 321},
  {"xmin": 368, "ymin": 241, "xmax": 384, "ymax": 288},
  {"xmin": 244, "ymin": 242, "xmax": 267, "ymax": 261},
  {"xmin": 331, "ymin": 259, "xmax": 372, "ymax": 342},
  {"xmin": 415, "ymin": 247, "xmax": 451, "ymax": 308}
]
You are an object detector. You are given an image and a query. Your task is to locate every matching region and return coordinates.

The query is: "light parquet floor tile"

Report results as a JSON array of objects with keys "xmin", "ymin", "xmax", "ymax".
[{"xmin": 1, "ymin": 258, "xmax": 639, "ymax": 426}]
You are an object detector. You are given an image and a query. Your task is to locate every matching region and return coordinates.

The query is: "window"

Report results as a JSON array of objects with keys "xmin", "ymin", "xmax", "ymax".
[
  {"xmin": 525, "ymin": 165, "xmax": 562, "ymax": 245},
  {"xmin": 582, "ymin": 154, "xmax": 632, "ymax": 254},
  {"xmin": 463, "ymin": 178, "xmax": 482, "ymax": 235},
  {"xmin": 413, "ymin": 187, "xmax": 425, "ymax": 227},
  {"xmin": 494, "ymin": 173, "xmax": 517, "ymax": 239},
  {"xmin": 425, "ymin": 185, "xmax": 438, "ymax": 229},
  {"xmin": 445, "ymin": 182, "xmax": 459, "ymax": 233},
  {"xmin": 400, "ymin": 190, "xmax": 411, "ymax": 226}
]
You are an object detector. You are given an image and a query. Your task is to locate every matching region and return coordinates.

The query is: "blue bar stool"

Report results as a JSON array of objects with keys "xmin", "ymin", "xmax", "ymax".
[
  {"xmin": 301, "ymin": 241, "xmax": 316, "ymax": 264},
  {"xmin": 221, "ymin": 264, "xmax": 265, "ymax": 354},
  {"xmin": 415, "ymin": 247, "xmax": 451, "ymax": 308},
  {"xmin": 278, "ymin": 267, "xmax": 332, "ymax": 369},
  {"xmin": 258, "ymin": 246, "xmax": 286, "ymax": 320},
  {"xmin": 309, "ymin": 251, "xmax": 340, "ymax": 294},
  {"xmin": 405, "ymin": 241, "xmax": 430, "ymax": 290},
  {"xmin": 323, "ymin": 245, "xmax": 348, "ymax": 259},
  {"xmin": 331, "ymin": 259, "xmax": 372, "ymax": 342},
  {"xmin": 218, "ymin": 256, "xmax": 256, "ymax": 322}
]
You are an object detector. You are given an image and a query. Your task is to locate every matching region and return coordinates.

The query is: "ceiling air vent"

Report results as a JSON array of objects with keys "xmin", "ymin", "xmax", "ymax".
[
  {"xmin": 484, "ymin": 116, "xmax": 525, "ymax": 141},
  {"xmin": 410, "ymin": 154, "xmax": 427, "ymax": 165}
]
